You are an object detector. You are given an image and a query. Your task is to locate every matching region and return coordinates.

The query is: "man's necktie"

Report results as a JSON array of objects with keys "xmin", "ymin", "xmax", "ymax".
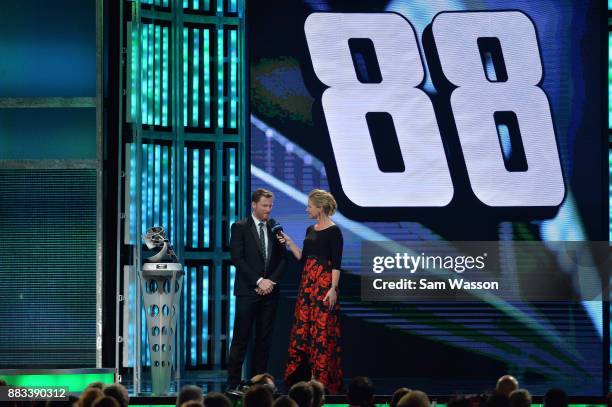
[{"xmin": 258, "ymin": 222, "xmax": 266, "ymax": 262}]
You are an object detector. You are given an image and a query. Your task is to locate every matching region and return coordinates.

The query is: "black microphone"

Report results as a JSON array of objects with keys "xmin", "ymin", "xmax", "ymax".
[{"xmin": 268, "ymin": 218, "xmax": 284, "ymax": 236}]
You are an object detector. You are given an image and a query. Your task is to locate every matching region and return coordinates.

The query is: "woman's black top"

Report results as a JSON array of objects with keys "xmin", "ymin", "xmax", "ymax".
[{"xmin": 301, "ymin": 224, "xmax": 343, "ymax": 269}]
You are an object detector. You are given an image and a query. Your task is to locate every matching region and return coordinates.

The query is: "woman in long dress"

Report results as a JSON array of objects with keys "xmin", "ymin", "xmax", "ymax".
[{"xmin": 278, "ymin": 189, "xmax": 344, "ymax": 393}]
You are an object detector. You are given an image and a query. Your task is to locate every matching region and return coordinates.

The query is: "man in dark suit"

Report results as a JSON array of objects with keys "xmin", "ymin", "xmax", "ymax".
[{"xmin": 226, "ymin": 188, "xmax": 287, "ymax": 389}]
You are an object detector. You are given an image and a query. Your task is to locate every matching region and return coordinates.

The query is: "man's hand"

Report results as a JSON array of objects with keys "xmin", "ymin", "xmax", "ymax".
[{"xmin": 257, "ymin": 278, "xmax": 276, "ymax": 295}]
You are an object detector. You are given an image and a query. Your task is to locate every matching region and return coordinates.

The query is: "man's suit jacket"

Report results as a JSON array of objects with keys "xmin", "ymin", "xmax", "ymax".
[{"xmin": 230, "ymin": 216, "xmax": 287, "ymax": 296}]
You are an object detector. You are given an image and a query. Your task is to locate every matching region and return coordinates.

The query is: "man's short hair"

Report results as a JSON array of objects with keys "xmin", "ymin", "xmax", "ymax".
[
  {"xmin": 252, "ymin": 188, "xmax": 274, "ymax": 203},
  {"xmin": 78, "ymin": 387, "xmax": 104, "ymax": 407},
  {"xmin": 87, "ymin": 382, "xmax": 105, "ymax": 391},
  {"xmin": 347, "ymin": 377, "xmax": 374, "ymax": 407},
  {"xmin": 509, "ymin": 389, "xmax": 531, "ymax": 407},
  {"xmin": 390, "ymin": 388, "xmax": 411, "ymax": 407},
  {"xmin": 496, "ymin": 375, "xmax": 519, "ymax": 397},
  {"xmin": 397, "ymin": 390, "xmax": 430, "ymax": 407},
  {"xmin": 309, "ymin": 380, "xmax": 325, "ymax": 407},
  {"xmin": 103, "ymin": 383, "xmax": 129, "ymax": 407},
  {"xmin": 177, "ymin": 385, "xmax": 203, "ymax": 407},
  {"xmin": 289, "ymin": 381, "xmax": 313, "ymax": 407},
  {"xmin": 204, "ymin": 392, "xmax": 231, "ymax": 407},
  {"xmin": 244, "ymin": 385, "xmax": 274, "ymax": 407}
]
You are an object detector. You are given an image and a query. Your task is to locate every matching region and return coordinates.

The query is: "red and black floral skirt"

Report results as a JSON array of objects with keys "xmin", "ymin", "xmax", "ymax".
[{"xmin": 284, "ymin": 257, "xmax": 343, "ymax": 393}]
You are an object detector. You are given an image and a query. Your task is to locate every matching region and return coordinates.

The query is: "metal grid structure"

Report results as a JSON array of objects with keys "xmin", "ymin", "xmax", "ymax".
[{"xmin": 115, "ymin": 0, "xmax": 246, "ymax": 389}]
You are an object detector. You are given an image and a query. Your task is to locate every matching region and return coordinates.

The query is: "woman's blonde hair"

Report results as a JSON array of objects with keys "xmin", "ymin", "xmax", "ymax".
[{"xmin": 308, "ymin": 189, "xmax": 337, "ymax": 216}]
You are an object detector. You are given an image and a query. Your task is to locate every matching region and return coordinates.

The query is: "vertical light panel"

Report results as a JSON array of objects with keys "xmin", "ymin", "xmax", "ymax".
[
  {"xmin": 154, "ymin": 144, "xmax": 161, "ymax": 226},
  {"xmin": 162, "ymin": 146, "xmax": 169, "ymax": 232},
  {"xmin": 192, "ymin": 149, "xmax": 200, "ymax": 247},
  {"xmin": 229, "ymin": 28, "xmax": 238, "ymax": 129},
  {"xmin": 130, "ymin": 25, "xmax": 138, "ymax": 121},
  {"xmin": 183, "ymin": 27, "xmax": 189, "ymax": 127},
  {"xmin": 204, "ymin": 149, "xmax": 211, "ymax": 248},
  {"xmin": 183, "ymin": 26, "xmax": 212, "ymax": 130},
  {"xmin": 129, "ymin": 144, "xmax": 137, "ymax": 244},
  {"xmin": 204, "ymin": 29, "xmax": 211, "ymax": 128},
  {"xmin": 609, "ymin": 150, "xmax": 612, "ymax": 241},
  {"xmin": 148, "ymin": 24, "xmax": 154, "ymax": 125},
  {"xmin": 141, "ymin": 25, "xmax": 149, "ymax": 124},
  {"xmin": 147, "ymin": 143, "xmax": 154, "ymax": 229},
  {"xmin": 183, "ymin": 147, "xmax": 188, "ymax": 246},
  {"xmin": 217, "ymin": 27, "xmax": 224, "ymax": 128},
  {"xmin": 140, "ymin": 144, "xmax": 148, "ymax": 238},
  {"xmin": 155, "ymin": 25, "xmax": 161, "ymax": 126},
  {"xmin": 162, "ymin": 26, "xmax": 169, "ymax": 127},
  {"xmin": 135, "ymin": 23, "xmax": 170, "ymax": 126},
  {"xmin": 190, "ymin": 266, "xmax": 197, "ymax": 366},
  {"xmin": 130, "ymin": 142, "xmax": 174, "ymax": 243},
  {"xmin": 185, "ymin": 145, "xmax": 213, "ymax": 250},
  {"xmin": 193, "ymin": 28, "xmax": 200, "ymax": 127},
  {"xmin": 183, "ymin": 264, "xmax": 188, "ymax": 365},
  {"xmin": 201, "ymin": 265, "xmax": 209, "ymax": 363},
  {"xmin": 170, "ymin": 146, "xmax": 175, "ymax": 245},
  {"xmin": 228, "ymin": 147, "xmax": 237, "ymax": 231}
]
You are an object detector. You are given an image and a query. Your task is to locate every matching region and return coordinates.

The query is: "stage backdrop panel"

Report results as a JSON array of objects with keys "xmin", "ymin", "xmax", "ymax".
[
  {"xmin": 249, "ymin": 0, "xmax": 606, "ymax": 395},
  {"xmin": 0, "ymin": 0, "xmax": 99, "ymax": 367}
]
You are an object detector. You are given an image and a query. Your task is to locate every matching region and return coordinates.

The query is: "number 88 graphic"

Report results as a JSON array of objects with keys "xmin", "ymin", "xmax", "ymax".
[{"xmin": 304, "ymin": 11, "xmax": 565, "ymax": 207}]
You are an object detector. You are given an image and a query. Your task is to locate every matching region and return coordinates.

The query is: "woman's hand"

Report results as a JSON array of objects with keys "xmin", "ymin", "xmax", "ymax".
[
  {"xmin": 323, "ymin": 287, "xmax": 338, "ymax": 310},
  {"xmin": 277, "ymin": 231, "xmax": 293, "ymax": 246}
]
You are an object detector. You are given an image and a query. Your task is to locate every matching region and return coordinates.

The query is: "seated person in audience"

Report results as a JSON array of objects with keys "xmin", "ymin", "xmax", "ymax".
[
  {"xmin": 177, "ymin": 385, "xmax": 204, "ymax": 407},
  {"xmin": 103, "ymin": 383, "xmax": 129, "ymax": 407},
  {"xmin": 288, "ymin": 382, "xmax": 313, "ymax": 407},
  {"xmin": 397, "ymin": 390, "xmax": 430, "ymax": 407},
  {"xmin": 87, "ymin": 382, "xmax": 105, "ymax": 391},
  {"xmin": 309, "ymin": 380, "xmax": 325, "ymax": 407},
  {"xmin": 244, "ymin": 385, "xmax": 274, "ymax": 407},
  {"xmin": 347, "ymin": 377, "xmax": 375, "ymax": 407},
  {"xmin": 509, "ymin": 389, "xmax": 531, "ymax": 407},
  {"xmin": 390, "ymin": 388, "xmax": 411, "ymax": 407},
  {"xmin": 495, "ymin": 376, "xmax": 519, "ymax": 397},
  {"xmin": 79, "ymin": 387, "xmax": 104, "ymax": 407},
  {"xmin": 204, "ymin": 391, "xmax": 232, "ymax": 407},
  {"xmin": 274, "ymin": 395, "xmax": 299, "ymax": 407},
  {"xmin": 92, "ymin": 396, "xmax": 120, "ymax": 407}
]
